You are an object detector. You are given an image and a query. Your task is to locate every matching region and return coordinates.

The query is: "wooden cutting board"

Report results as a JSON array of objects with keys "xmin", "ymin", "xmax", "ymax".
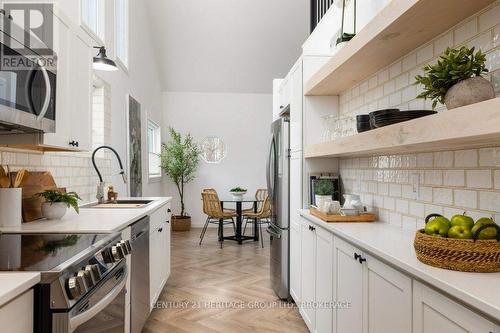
[
  {"xmin": 310, "ymin": 207, "xmax": 376, "ymax": 222},
  {"xmin": 20, "ymin": 171, "xmax": 58, "ymax": 222}
]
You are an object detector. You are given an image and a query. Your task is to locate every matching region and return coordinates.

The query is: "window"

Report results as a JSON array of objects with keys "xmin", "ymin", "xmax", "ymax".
[
  {"xmin": 81, "ymin": 0, "xmax": 105, "ymax": 41},
  {"xmin": 147, "ymin": 120, "xmax": 161, "ymax": 179},
  {"xmin": 115, "ymin": 0, "xmax": 129, "ymax": 67}
]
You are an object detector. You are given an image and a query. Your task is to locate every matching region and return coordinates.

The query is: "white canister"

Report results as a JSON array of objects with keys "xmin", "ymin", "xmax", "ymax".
[{"xmin": 0, "ymin": 188, "xmax": 22, "ymax": 227}]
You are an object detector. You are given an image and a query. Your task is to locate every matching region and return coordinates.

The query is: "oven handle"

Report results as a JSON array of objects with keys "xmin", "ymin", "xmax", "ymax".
[
  {"xmin": 36, "ymin": 58, "xmax": 51, "ymax": 122},
  {"xmin": 69, "ymin": 272, "xmax": 127, "ymax": 331}
]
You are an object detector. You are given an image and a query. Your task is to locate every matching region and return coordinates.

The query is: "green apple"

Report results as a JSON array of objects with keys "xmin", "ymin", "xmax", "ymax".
[
  {"xmin": 471, "ymin": 218, "xmax": 497, "ymax": 240},
  {"xmin": 447, "ymin": 225, "xmax": 473, "ymax": 239},
  {"xmin": 425, "ymin": 216, "xmax": 451, "ymax": 237},
  {"xmin": 450, "ymin": 213, "xmax": 474, "ymax": 229}
]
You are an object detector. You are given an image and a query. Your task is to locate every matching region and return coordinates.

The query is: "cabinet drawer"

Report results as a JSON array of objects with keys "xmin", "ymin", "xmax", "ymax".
[
  {"xmin": 149, "ymin": 203, "xmax": 171, "ymax": 231},
  {"xmin": 0, "ymin": 289, "xmax": 33, "ymax": 333}
]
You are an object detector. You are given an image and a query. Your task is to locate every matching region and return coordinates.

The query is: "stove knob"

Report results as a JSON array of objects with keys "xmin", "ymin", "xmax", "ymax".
[
  {"xmin": 85, "ymin": 264, "xmax": 101, "ymax": 283},
  {"xmin": 77, "ymin": 269, "xmax": 93, "ymax": 289},
  {"xmin": 111, "ymin": 244, "xmax": 125, "ymax": 260},
  {"xmin": 67, "ymin": 276, "xmax": 82, "ymax": 300},
  {"xmin": 102, "ymin": 248, "xmax": 115, "ymax": 264},
  {"xmin": 120, "ymin": 240, "xmax": 132, "ymax": 254}
]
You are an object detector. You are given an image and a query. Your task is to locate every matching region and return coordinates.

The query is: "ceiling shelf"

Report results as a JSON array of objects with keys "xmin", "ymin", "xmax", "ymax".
[
  {"xmin": 304, "ymin": 98, "xmax": 500, "ymax": 158},
  {"xmin": 304, "ymin": 0, "xmax": 495, "ymax": 96}
]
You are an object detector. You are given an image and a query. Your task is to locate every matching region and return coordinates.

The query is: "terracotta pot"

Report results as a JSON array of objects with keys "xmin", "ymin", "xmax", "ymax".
[
  {"xmin": 445, "ymin": 77, "xmax": 495, "ymax": 109},
  {"xmin": 172, "ymin": 215, "xmax": 191, "ymax": 231}
]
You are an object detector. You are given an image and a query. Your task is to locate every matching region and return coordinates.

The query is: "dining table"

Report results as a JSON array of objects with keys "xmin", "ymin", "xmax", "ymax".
[{"xmin": 219, "ymin": 196, "xmax": 263, "ymax": 244}]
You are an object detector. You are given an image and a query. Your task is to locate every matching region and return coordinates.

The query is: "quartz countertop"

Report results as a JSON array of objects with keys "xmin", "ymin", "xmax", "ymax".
[
  {"xmin": 299, "ymin": 209, "xmax": 500, "ymax": 321},
  {"xmin": 0, "ymin": 197, "xmax": 171, "ymax": 234},
  {"xmin": 0, "ymin": 272, "xmax": 40, "ymax": 307}
]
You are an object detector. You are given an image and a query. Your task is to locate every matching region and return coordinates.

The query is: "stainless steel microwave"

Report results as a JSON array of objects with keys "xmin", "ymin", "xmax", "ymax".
[{"xmin": 0, "ymin": 11, "xmax": 56, "ymax": 134}]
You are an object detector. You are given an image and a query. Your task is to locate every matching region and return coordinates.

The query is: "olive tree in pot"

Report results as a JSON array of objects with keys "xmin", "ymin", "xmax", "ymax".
[
  {"xmin": 160, "ymin": 128, "xmax": 200, "ymax": 231},
  {"xmin": 415, "ymin": 46, "xmax": 494, "ymax": 110}
]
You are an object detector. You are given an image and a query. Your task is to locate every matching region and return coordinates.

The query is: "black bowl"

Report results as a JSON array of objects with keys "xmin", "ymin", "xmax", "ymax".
[
  {"xmin": 369, "ymin": 108, "xmax": 400, "ymax": 118},
  {"xmin": 356, "ymin": 114, "xmax": 370, "ymax": 122},
  {"xmin": 357, "ymin": 121, "xmax": 372, "ymax": 133}
]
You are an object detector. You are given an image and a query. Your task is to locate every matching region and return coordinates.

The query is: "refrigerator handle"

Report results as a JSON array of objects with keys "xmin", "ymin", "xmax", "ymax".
[{"xmin": 266, "ymin": 136, "xmax": 275, "ymax": 200}]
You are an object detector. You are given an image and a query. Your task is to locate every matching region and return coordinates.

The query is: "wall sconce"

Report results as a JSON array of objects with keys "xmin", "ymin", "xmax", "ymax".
[{"xmin": 93, "ymin": 46, "xmax": 118, "ymax": 71}]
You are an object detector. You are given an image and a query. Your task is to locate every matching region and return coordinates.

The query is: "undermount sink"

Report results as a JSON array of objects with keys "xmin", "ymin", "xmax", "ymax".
[{"xmin": 82, "ymin": 199, "xmax": 154, "ymax": 209}]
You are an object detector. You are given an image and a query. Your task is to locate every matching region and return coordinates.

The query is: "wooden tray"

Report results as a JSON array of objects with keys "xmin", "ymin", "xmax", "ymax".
[{"xmin": 310, "ymin": 207, "xmax": 376, "ymax": 223}]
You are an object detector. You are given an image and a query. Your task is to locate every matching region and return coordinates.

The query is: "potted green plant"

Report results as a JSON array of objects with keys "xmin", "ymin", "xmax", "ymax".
[
  {"xmin": 415, "ymin": 46, "xmax": 494, "ymax": 109},
  {"xmin": 229, "ymin": 187, "xmax": 247, "ymax": 199},
  {"xmin": 35, "ymin": 190, "xmax": 81, "ymax": 220},
  {"xmin": 314, "ymin": 179, "xmax": 334, "ymax": 205},
  {"xmin": 160, "ymin": 128, "xmax": 200, "ymax": 231}
]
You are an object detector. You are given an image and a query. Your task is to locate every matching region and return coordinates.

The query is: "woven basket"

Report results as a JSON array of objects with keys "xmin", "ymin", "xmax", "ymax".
[{"xmin": 414, "ymin": 214, "xmax": 500, "ymax": 273}]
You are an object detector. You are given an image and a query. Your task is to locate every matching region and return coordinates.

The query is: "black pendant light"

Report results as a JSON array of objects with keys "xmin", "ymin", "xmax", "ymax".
[{"xmin": 93, "ymin": 46, "xmax": 118, "ymax": 71}]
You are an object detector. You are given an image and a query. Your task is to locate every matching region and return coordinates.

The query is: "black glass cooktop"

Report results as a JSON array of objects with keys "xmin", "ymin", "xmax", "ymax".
[{"xmin": 0, "ymin": 233, "xmax": 107, "ymax": 271}]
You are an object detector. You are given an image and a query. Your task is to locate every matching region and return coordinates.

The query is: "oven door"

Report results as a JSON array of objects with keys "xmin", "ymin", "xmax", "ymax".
[
  {"xmin": 53, "ymin": 262, "xmax": 127, "ymax": 333},
  {"xmin": 0, "ymin": 31, "xmax": 56, "ymax": 133}
]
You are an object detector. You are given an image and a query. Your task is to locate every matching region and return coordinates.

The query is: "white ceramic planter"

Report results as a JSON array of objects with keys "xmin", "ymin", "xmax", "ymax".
[
  {"xmin": 230, "ymin": 191, "xmax": 246, "ymax": 200},
  {"xmin": 445, "ymin": 77, "xmax": 495, "ymax": 109},
  {"xmin": 41, "ymin": 202, "xmax": 68, "ymax": 220},
  {"xmin": 0, "ymin": 188, "xmax": 22, "ymax": 227}
]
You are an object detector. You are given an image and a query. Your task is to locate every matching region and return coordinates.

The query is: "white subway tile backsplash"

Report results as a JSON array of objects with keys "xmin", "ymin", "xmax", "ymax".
[
  {"xmin": 434, "ymin": 151, "xmax": 454, "ymax": 168},
  {"xmin": 417, "ymin": 153, "xmax": 433, "ymax": 168},
  {"xmin": 383, "ymin": 80, "xmax": 396, "ymax": 95},
  {"xmin": 418, "ymin": 186, "xmax": 433, "ymax": 202},
  {"xmin": 425, "ymin": 204, "xmax": 444, "ymax": 216},
  {"xmin": 424, "ymin": 170, "xmax": 443, "ymax": 185},
  {"xmin": 433, "ymin": 188, "xmax": 453, "ymax": 205},
  {"xmin": 479, "ymin": 148, "xmax": 496, "ymax": 166},
  {"xmin": 395, "ymin": 199, "xmax": 409, "ymax": 214},
  {"xmin": 434, "ymin": 31, "xmax": 454, "ymax": 55},
  {"xmin": 468, "ymin": 31, "xmax": 494, "ymax": 52},
  {"xmin": 454, "ymin": 18, "xmax": 478, "ymax": 44},
  {"xmin": 389, "ymin": 184, "xmax": 402, "ymax": 197},
  {"xmin": 389, "ymin": 212, "xmax": 402, "ymax": 227},
  {"xmin": 409, "ymin": 201, "xmax": 425, "ymax": 218},
  {"xmin": 402, "ymin": 215, "xmax": 417, "ymax": 231},
  {"xmin": 466, "ymin": 170, "xmax": 492, "ymax": 188},
  {"xmin": 402, "ymin": 53, "xmax": 417, "ymax": 72},
  {"xmin": 416, "ymin": 44, "xmax": 433, "ymax": 64},
  {"xmin": 443, "ymin": 170, "xmax": 465, "ymax": 187},
  {"xmin": 389, "ymin": 61, "xmax": 402, "ymax": 79},
  {"xmin": 455, "ymin": 150, "xmax": 478, "ymax": 167},
  {"xmin": 454, "ymin": 189, "xmax": 477, "ymax": 209},
  {"xmin": 479, "ymin": 191, "xmax": 500, "ymax": 212},
  {"xmin": 378, "ymin": 69, "xmax": 389, "ymax": 84},
  {"xmin": 378, "ymin": 183, "xmax": 389, "ymax": 195},
  {"xmin": 479, "ymin": 4, "xmax": 500, "ymax": 32},
  {"xmin": 495, "ymin": 170, "xmax": 500, "ymax": 189}
]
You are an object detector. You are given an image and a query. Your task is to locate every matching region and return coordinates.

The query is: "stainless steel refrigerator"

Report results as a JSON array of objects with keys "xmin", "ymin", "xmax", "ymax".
[{"xmin": 266, "ymin": 116, "xmax": 290, "ymax": 300}]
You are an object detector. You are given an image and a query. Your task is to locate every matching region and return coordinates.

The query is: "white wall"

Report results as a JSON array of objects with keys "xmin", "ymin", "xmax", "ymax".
[
  {"xmin": 162, "ymin": 92, "xmax": 272, "ymax": 226},
  {"xmin": 0, "ymin": 0, "xmax": 164, "ymax": 200}
]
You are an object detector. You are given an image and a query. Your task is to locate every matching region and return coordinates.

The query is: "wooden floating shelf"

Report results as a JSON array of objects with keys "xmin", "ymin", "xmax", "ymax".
[
  {"xmin": 304, "ymin": 0, "xmax": 495, "ymax": 96},
  {"xmin": 304, "ymin": 98, "xmax": 500, "ymax": 158}
]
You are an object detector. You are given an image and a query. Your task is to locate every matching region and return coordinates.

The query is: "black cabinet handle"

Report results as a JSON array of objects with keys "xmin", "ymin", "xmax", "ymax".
[
  {"xmin": 310, "ymin": 225, "xmax": 316, "ymax": 231},
  {"xmin": 69, "ymin": 140, "xmax": 79, "ymax": 147},
  {"xmin": 167, "ymin": 208, "xmax": 171, "ymax": 213},
  {"xmin": 166, "ymin": 220, "xmax": 170, "ymax": 224},
  {"xmin": 354, "ymin": 253, "xmax": 361, "ymax": 261},
  {"xmin": 359, "ymin": 257, "xmax": 367, "ymax": 264},
  {"xmin": 158, "ymin": 227, "xmax": 163, "ymax": 232}
]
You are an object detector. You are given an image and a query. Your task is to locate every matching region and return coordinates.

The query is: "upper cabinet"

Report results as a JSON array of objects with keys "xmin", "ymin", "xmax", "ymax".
[
  {"xmin": 289, "ymin": 60, "xmax": 303, "ymax": 152},
  {"xmin": 43, "ymin": 8, "xmax": 93, "ymax": 151}
]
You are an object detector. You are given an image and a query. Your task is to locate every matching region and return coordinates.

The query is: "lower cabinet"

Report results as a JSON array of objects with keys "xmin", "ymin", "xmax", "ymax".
[
  {"xmin": 149, "ymin": 204, "xmax": 172, "ymax": 310},
  {"xmin": 0, "ymin": 289, "xmax": 33, "ymax": 333},
  {"xmin": 295, "ymin": 216, "xmax": 500, "ymax": 333},
  {"xmin": 333, "ymin": 236, "xmax": 413, "ymax": 333},
  {"xmin": 413, "ymin": 282, "xmax": 499, "ymax": 333},
  {"xmin": 298, "ymin": 218, "xmax": 334, "ymax": 333}
]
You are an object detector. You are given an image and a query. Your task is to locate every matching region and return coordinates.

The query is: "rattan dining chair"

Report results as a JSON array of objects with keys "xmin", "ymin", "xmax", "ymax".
[
  {"xmin": 242, "ymin": 195, "xmax": 271, "ymax": 248},
  {"xmin": 242, "ymin": 188, "xmax": 268, "ymax": 214},
  {"xmin": 200, "ymin": 191, "xmax": 237, "ymax": 247},
  {"xmin": 203, "ymin": 188, "xmax": 235, "ymax": 213}
]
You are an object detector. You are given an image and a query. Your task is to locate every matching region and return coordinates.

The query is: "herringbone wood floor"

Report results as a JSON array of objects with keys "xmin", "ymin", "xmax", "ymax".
[{"xmin": 143, "ymin": 227, "xmax": 308, "ymax": 333}]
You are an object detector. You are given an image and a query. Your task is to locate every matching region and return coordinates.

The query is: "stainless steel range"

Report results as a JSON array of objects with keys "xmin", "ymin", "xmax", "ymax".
[{"xmin": 0, "ymin": 231, "xmax": 132, "ymax": 333}]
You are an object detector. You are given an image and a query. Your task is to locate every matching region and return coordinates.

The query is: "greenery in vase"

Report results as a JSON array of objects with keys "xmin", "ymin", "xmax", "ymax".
[
  {"xmin": 35, "ymin": 190, "xmax": 81, "ymax": 213},
  {"xmin": 230, "ymin": 187, "xmax": 247, "ymax": 192},
  {"xmin": 414, "ymin": 46, "xmax": 488, "ymax": 109},
  {"xmin": 160, "ymin": 127, "xmax": 200, "ymax": 217},
  {"xmin": 315, "ymin": 179, "xmax": 334, "ymax": 196}
]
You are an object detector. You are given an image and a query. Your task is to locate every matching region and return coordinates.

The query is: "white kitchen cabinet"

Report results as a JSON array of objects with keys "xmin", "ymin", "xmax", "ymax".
[
  {"xmin": 43, "ymin": 8, "xmax": 92, "ymax": 151},
  {"xmin": 413, "ymin": 282, "xmax": 499, "ymax": 333},
  {"xmin": 333, "ymin": 237, "xmax": 364, "ymax": 333},
  {"xmin": 365, "ymin": 253, "xmax": 412, "ymax": 333},
  {"xmin": 0, "ymin": 289, "xmax": 33, "ymax": 333},
  {"xmin": 289, "ymin": 59, "xmax": 303, "ymax": 152},
  {"xmin": 298, "ymin": 217, "xmax": 334, "ymax": 333},
  {"xmin": 333, "ymin": 237, "xmax": 412, "ymax": 333},
  {"xmin": 290, "ymin": 216, "xmax": 302, "ymax": 303},
  {"xmin": 314, "ymin": 227, "xmax": 334, "ymax": 333},
  {"xmin": 149, "ymin": 203, "xmax": 172, "ymax": 309},
  {"xmin": 300, "ymin": 220, "xmax": 316, "ymax": 331}
]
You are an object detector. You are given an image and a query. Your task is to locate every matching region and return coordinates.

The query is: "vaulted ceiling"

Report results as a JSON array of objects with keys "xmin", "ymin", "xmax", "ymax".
[{"xmin": 145, "ymin": 0, "xmax": 310, "ymax": 94}]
